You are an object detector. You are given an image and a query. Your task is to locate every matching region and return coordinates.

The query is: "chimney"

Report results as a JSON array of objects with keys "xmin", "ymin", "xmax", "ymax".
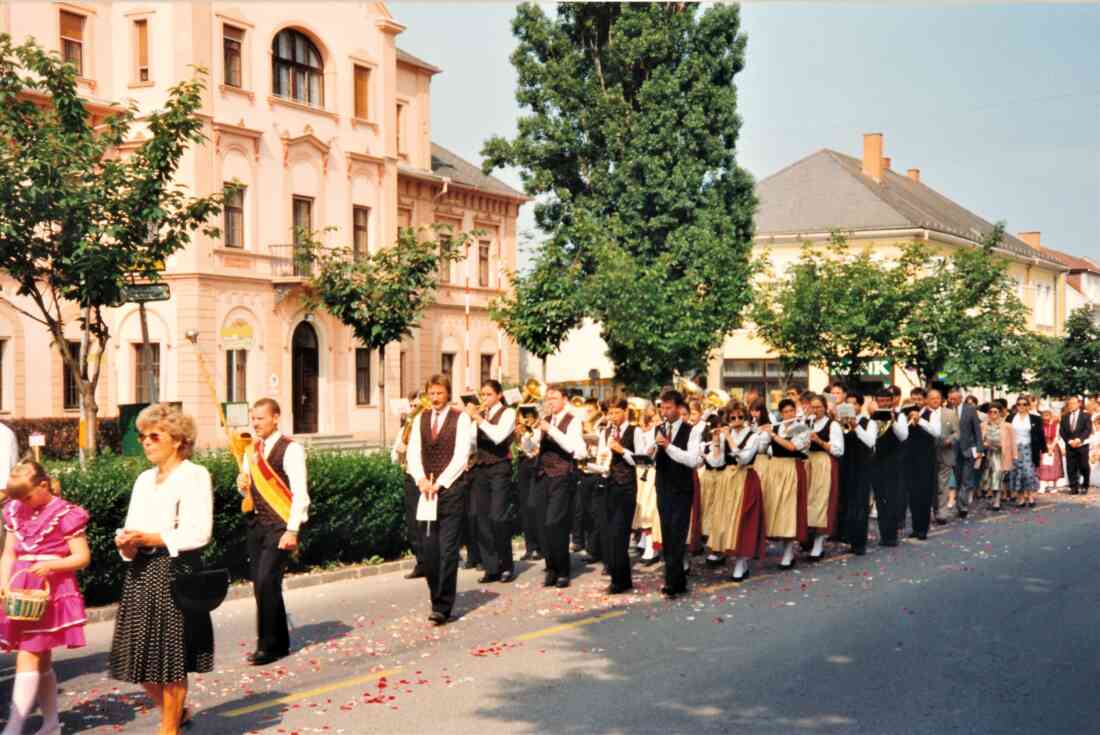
[
  {"xmin": 1018, "ymin": 231, "xmax": 1041, "ymax": 250},
  {"xmin": 882, "ymin": 156, "xmax": 891, "ymax": 171},
  {"xmin": 862, "ymin": 133, "xmax": 883, "ymax": 183},
  {"xmin": 907, "ymin": 168, "xmax": 920, "ymax": 182}
]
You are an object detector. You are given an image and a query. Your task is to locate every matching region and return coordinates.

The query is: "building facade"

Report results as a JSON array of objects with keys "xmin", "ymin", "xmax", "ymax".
[{"xmin": 0, "ymin": 1, "xmax": 525, "ymax": 445}]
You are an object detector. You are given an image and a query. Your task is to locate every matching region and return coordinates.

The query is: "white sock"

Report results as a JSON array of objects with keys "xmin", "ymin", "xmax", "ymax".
[
  {"xmin": 732, "ymin": 558, "xmax": 748, "ymax": 580},
  {"xmin": 780, "ymin": 541, "xmax": 796, "ymax": 566},
  {"xmin": 32, "ymin": 669, "xmax": 59, "ymax": 735},
  {"xmin": 641, "ymin": 535, "xmax": 656, "ymax": 560},
  {"xmin": 706, "ymin": 554, "xmax": 721, "ymax": 562},
  {"xmin": 811, "ymin": 535, "xmax": 825, "ymax": 557},
  {"xmin": 3, "ymin": 671, "xmax": 41, "ymax": 735},
  {"xmin": 683, "ymin": 556, "xmax": 691, "ymax": 572}
]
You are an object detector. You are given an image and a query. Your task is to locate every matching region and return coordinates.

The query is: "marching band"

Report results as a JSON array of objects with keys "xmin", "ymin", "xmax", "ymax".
[{"xmin": 393, "ymin": 375, "xmax": 952, "ymax": 623}]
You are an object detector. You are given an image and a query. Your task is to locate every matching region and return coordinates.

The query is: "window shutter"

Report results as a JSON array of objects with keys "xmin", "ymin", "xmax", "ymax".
[{"xmin": 60, "ymin": 11, "xmax": 84, "ymax": 40}]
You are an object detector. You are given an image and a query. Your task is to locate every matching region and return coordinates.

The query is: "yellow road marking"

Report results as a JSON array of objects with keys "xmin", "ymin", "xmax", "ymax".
[
  {"xmin": 224, "ymin": 667, "xmax": 401, "ymax": 717},
  {"xmin": 515, "ymin": 609, "xmax": 628, "ymax": 642}
]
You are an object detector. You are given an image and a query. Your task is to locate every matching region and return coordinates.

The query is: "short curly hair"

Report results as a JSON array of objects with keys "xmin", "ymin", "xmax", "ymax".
[{"xmin": 136, "ymin": 403, "xmax": 197, "ymax": 460}]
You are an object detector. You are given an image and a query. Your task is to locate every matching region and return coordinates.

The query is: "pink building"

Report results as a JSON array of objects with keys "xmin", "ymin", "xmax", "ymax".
[{"xmin": 0, "ymin": 1, "xmax": 525, "ymax": 446}]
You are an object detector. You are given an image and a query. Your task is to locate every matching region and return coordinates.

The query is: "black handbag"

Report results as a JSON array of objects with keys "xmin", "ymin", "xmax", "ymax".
[{"xmin": 169, "ymin": 500, "xmax": 230, "ymax": 613}]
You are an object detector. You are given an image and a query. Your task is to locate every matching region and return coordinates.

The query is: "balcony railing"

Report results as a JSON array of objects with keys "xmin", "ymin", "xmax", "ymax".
[{"xmin": 270, "ymin": 243, "xmax": 314, "ymax": 278}]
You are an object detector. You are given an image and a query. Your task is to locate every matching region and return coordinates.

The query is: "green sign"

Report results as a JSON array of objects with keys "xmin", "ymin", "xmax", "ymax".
[{"xmin": 122, "ymin": 283, "xmax": 171, "ymax": 303}]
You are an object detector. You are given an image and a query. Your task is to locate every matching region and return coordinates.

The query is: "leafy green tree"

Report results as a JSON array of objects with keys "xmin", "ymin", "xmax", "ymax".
[
  {"xmin": 0, "ymin": 36, "xmax": 226, "ymax": 455},
  {"xmin": 944, "ymin": 329, "xmax": 1046, "ymax": 394},
  {"xmin": 896, "ymin": 224, "xmax": 1031, "ymax": 385},
  {"xmin": 483, "ymin": 3, "xmax": 757, "ymax": 394},
  {"xmin": 1032, "ymin": 307, "xmax": 1100, "ymax": 397},
  {"xmin": 298, "ymin": 224, "xmax": 467, "ymax": 441},
  {"xmin": 752, "ymin": 234, "xmax": 917, "ymax": 382}
]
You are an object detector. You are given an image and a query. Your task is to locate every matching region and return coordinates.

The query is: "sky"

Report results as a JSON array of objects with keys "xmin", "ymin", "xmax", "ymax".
[{"xmin": 391, "ymin": 2, "xmax": 1100, "ymax": 265}]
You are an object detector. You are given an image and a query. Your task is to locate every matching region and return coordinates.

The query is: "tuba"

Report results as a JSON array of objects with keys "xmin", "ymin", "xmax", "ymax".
[
  {"xmin": 705, "ymin": 388, "xmax": 730, "ymax": 411},
  {"xmin": 673, "ymin": 372, "xmax": 704, "ymax": 398},
  {"xmin": 229, "ymin": 431, "xmax": 255, "ymax": 512}
]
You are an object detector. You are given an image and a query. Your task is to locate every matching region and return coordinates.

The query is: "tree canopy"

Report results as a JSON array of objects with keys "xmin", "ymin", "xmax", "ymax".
[{"xmin": 484, "ymin": 3, "xmax": 757, "ymax": 393}]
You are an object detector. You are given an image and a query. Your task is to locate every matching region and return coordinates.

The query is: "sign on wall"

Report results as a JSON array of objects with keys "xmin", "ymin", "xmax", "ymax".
[{"xmin": 221, "ymin": 319, "xmax": 254, "ymax": 350}]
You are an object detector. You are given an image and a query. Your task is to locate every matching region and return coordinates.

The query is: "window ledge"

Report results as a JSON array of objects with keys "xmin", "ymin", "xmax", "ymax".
[
  {"xmin": 267, "ymin": 95, "xmax": 337, "ymax": 120},
  {"xmin": 75, "ymin": 76, "xmax": 97, "ymax": 90},
  {"xmin": 351, "ymin": 117, "xmax": 379, "ymax": 130},
  {"xmin": 220, "ymin": 84, "xmax": 254, "ymax": 102},
  {"xmin": 128, "ymin": 80, "xmax": 155, "ymax": 89}
]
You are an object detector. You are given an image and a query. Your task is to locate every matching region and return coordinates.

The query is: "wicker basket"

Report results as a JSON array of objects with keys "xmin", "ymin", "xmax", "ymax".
[{"xmin": 5, "ymin": 569, "xmax": 51, "ymax": 622}]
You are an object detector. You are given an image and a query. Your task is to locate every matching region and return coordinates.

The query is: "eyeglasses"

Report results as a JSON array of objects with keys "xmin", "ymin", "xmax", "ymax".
[{"xmin": 137, "ymin": 432, "xmax": 164, "ymax": 443}]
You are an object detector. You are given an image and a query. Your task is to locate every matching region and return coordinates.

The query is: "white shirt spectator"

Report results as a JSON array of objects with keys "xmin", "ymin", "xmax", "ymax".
[
  {"xmin": 121, "ymin": 460, "xmax": 213, "ymax": 559},
  {"xmin": 0, "ymin": 421, "xmax": 19, "ymax": 487}
]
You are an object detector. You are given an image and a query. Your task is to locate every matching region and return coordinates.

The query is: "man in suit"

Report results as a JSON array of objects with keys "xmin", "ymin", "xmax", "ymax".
[
  {"xmin": 949, "ymin": 386, "xmax": 983, "ymax": 519},
  {"xmin": 1060, "ymin": 396, "xmax": 1092, "ymax": 494},
  {"xmin": 928, "ymin": 389, "xmax": 958, "ymax": 524}
]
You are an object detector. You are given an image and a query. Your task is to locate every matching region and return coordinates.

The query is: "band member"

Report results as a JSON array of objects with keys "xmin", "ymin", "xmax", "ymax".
[
  {"xmin": 707, "ymin": 402, "xmax": 766, "ymax": 581},
  {"xmin": 237, "ymin": 398, "xmax": 310, "ymax": 665},
  {"xmin": 869, "ymin": 388, "xmax": 909, "ymax": 547},
  {"xmin": 515, "ymin": 419, "xmax": 542, "ymax": 561},
  {"xmin": 638, "ymin": 390, "xmax": 703, "ymax": 598},
  {"xmin": 700, "ymin": 411, "xmax": 728, "ymax": 568},
  {"xmin": 406, "ymin": 374, "xmax": 474, "ymax": 625},
  {"xmin": 466, "ymin": 380, "xmax": 516, "ymax": 584},
  {"xmin": 599, "ymin": 400, "xmax": 639, "ymax": 594},
  {"xmin": 905, "ymin": 388, "xmax": 940, "ymax": 539},
  {"xmin": 838, "ymin": 391, "xmax": 876, "ymax": 554},
  {"xmin": 535, "ymin": 387, "xmax": 585, "ymax": 588},
  {"xmin": 392, "ymin": 392, "xmax": 427, "ymax": 580},
  {"xmin": 575, "ymin": 401, "xmax": 607, "ymax": 565},
  {"xmin": 805, "ymin": 394, "xmax": 844, "ymax": 559},
  {"xmin": 757, "ymin": 398, "xmax": 810, "ymax": 569}
]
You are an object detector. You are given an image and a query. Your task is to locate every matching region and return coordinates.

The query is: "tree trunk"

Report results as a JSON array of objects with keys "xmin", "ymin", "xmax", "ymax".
[
  {"xmin": 378, "ymin": 343, "xmax": 387, "ymax": 451},
  {"xmin": 82, "ymin": 383, "xmax": 99, "ymax": 458}
]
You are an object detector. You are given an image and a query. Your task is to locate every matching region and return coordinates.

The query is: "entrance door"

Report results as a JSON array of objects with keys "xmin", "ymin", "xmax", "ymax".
[{"xmin": 292, "ymin": 321, "xmax": 319, "ymax": 434}]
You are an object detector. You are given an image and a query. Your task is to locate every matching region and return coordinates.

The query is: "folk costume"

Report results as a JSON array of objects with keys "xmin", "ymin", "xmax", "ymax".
[
  {"xmin": 805, "ymin": 415, "xmax": 844, "ymax": 558},
  {"xmin": 705, "ymin": 427, "xmax": 766, "ymax": 580},
  {"xmin": 757, "ymin": 423, "xmax": 810, "ymax": 568}
]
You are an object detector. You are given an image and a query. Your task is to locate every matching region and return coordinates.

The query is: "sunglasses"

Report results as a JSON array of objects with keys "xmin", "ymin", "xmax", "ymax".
[{"xmin": 137, "ymin": 432, "xmax": 166, "ymax": 443}]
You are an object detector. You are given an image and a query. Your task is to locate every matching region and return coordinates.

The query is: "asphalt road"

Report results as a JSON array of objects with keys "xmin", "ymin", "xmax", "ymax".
[{"xmin": 9, "ymin": 493, "xmax": 1100, "ymax": 735}]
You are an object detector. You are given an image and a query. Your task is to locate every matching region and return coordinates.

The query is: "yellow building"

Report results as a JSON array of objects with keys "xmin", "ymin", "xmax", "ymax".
[{"xmin": 705, "ymin": 132, "xmax": 1069, "ymax": 402}]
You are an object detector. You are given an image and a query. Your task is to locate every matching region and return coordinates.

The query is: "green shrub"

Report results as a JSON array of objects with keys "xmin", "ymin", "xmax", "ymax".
[{"xmin": 53, "ymin": 450, "xmax": 406, "ymax": 606}]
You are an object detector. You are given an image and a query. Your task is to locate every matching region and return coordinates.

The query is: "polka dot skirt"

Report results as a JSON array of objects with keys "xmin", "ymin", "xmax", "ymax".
[{"xmin": 109, "ymin": 552, "xmax": 214, "ymax": 684}]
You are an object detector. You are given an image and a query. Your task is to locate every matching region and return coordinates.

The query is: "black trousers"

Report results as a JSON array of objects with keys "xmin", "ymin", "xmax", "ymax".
[
  {"xmin": 908, "ymin": 470, "xmax": 935, "ymax": 537},
  {"xmin": 871, "ymin": 462, "xmax": 901, "ymax": 545},
  {"xmin": 463, "ymin": 481, "xmax": 481, "ymax": 565},
  {"xmin": 843, "ymin": 476, "xmax": 871, "ymax": 553},
  {"xmin": 576, "ymin": 473, "xmax": 605, "ymax": 561},
  {"xmin": 1066, "ymin": 447, "xmax": 1090, "ymax": 491},
  {"xmin": 516, "ymin": 458, "xmax": 540, "ymax": 554},
  {"xmin": 403, "ymin": 475, "xmax": 423, "ymax": 568},
  {"xmin": 472, "ymin": 461, "xmax": 515, "ymax": 576},
  {"xmin": 419, "ymin": 482, "xmax": 466, "ymax": 617},
  {"xmin": 246, "ymin": 521, "xmax": 290, "ymax": 656},
  {"xmin": 657, "ymin": 488, "xmax": 693, "ymax": 593},
  {"xmin": 604, "ymin": 479, "xmax": 636, "ymax": 589},
  {"xmin": 537, "ymin": 472, "xmax": 575, "ymax": 580}
]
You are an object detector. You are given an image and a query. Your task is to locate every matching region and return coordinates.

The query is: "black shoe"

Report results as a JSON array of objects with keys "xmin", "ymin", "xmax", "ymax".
[
  {"xmin": 640, "ymin": 556, "xmax": 660, "ymax": 566},
  {"xmin": 606, "ymin": 584, "xmax": 633, "ymax": 595},
  {"xmin": 731, "ymin": 568, "xmax": 750, "ymax": 582},
  {"xmin": 990, "ymin": 505, "xmax": 1001, "ymax": 512},
  {"xmin": 958, "ymin": 510, "xmax": 968, "ymax": 519},
  {"xmin": 778, "ymin": 560, "xmax": 796, "ymax": 571},
  {"xmin": 543, "ymin": 573, "xmax": 557, "ymax": 587},
  {"xmin": 1028, "ymin": 501, "xmax": 1037, "ymax": 508},
  {"xmin": 463, "ymin": 560, "xmax": 479, "ymax": 570},
  {"xmin": 477, "ymin": 573, "xmax": 501, "ymax": 584},
  {"xmin": 529, "ymin": 551, "xmax": 544, "ymax": 561},
  {"xmin": 660, "ymin": 586, "xmax": 680, "ymax": 598},
  {"xmin": 909, "ymin": 532, "xmax": 927, "ymax": 540},
  {"xmin": 934, "ymin": 517, "xmax": 948, "ymax": 525},
  {"xmin": 428, "ymin": 611, "xmax": 448, "ymax": 626},
  {"xmin": 705, "ymin": 556, "xmax": 725, "ymax": 568},
  {"xmin": 852, "ymin": 547, "xmax": 867, "ymax": 556},
  {"xmin": 555, "ymin": 577, "xmax": 570, "ymax": 589},
  {"xmin": 248, "ymin": 650, "xmax": 287, "ymax": 666},
  {"xmin": 500, "ymin": 570, "xmax": 514, "ymax": 583},
  {"xmin": 404, "ymin": 566, "xmax": 426, "ymax": 579},
  {"xmin": 880, "ymin": 540, "xmax": 899, "ymax": 548}
]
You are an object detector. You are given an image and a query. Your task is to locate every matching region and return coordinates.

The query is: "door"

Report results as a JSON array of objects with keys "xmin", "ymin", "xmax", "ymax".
[{"xmin": 292, "ymin": 321, "xmax": 319, "ymax": 434}]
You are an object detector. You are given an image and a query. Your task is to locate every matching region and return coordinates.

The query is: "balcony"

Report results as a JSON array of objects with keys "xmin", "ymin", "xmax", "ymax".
[{"xmin": 270, "ymin": 243, "xmax": 314, "ymax": 279}]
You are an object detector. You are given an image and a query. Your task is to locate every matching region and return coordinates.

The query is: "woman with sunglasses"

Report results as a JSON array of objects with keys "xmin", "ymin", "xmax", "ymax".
[
  {"xmin": 1007, "ymin": 395, "xmax": 1043, "ymax": 508},
  {"xmin": 109, "ymin": 404, "xmax": 214, "ymax": 735},
  {"xmin": 0, "ymin": 461, "xmax": 89, "ymax": 735},
  {"xmin": 705, "ymin": 403, "xmax": 766, "ymax": 581}
]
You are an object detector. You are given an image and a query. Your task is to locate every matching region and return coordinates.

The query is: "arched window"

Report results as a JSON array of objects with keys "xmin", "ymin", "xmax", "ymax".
[{"xmin": 272, "ymin": 29, "xmax": 323, "ymax": 106}]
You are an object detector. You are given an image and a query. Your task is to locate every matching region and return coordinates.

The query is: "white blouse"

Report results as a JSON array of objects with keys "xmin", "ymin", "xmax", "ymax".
[
  {"xmin": 1011, "ymin": 413, "xmax": 1032, "ymax": 444},
  {"xmin": 121, "ymin": 460, "xmax": 214, "ymax": 560}
]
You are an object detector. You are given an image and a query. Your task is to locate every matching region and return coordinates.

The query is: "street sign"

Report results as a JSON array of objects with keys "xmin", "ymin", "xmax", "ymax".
[{"xmin": 122, "ymin": 283, "xmax": 171, "ymax": 303}]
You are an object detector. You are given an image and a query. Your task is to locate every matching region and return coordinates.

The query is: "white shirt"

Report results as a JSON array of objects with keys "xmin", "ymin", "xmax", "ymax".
[
  {"xmin": 477, "ymin": 403, "xmax": 516, "ymax": 446},
  {"xmin": 241, "ymin": 431, "xmax": 311, "ymax": 533},
  {"xmin": 390, "ymin": 431, "xmax": 407, "ymax": 466},
  {"xmin": 121, "ymin": 460, "xmax": 213, "ymax": 560},
  {"xmin": 0, "ymin": 422, "xmax": 18, "ymax": 488},
  {"xmin": 1011, "ymin": 413, "xmax": 1032, "ymax": 444},
  {"xmin": 637, "ymin": 418, "xmax": 703, "ymax": 469},
  {"xmin": 406, "ymin": 407, "xmax": 474, "ymax": 489},
  {"xmin": 544, "ymin": 409, "xmax": 587, "ymax": 461},
  {"xmin": 707, "ymin": 426, "xmax": 758, "ymax": 467},
  {"xmin": 853, "ymin": 418, "xmax": 878, "ymax": 450},
  {"xmin": 809, "ymin": 415, "xmax": 845, "ymax": 457},
  {"xmin": 891, "ymin": 412, "xmax": 910, "ymax": 442},
  {"xmin": 923, "ymin": 407, "xmax": 944, "ymax": 439},
  {"xmin": 761, "ymin": 420, "xmax": 811, "ymax": 457},
  {"xmin": 598, "ymin": 421, "xmax": 637, "ymax": 468}
]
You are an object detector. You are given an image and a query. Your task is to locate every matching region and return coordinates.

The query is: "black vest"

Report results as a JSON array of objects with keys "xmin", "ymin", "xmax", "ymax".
[
  {"xmin": 538, "ymin": 412, "xmax": 576, "ymax": 478},
  {"xmin": 420, "ymin": 407, "xmax": 461, "ymax": 480},
  {"xmin": 607, "ymin": 423, "xmax": 637, "ymax": 486},
  {"xmin": 770, "ymin": 423, "xmax": 807, "ymax": 460},
  {"xmin": 875, "ymin": 413, "xmax": 904, "ymax": 463},
  {"xmin": 253, "ymin": 435, "xmax": 293, "ymax": 529},
  {"xmin": 655, "ymin": 421, "xmax": 694, "ymax": 494},
  {"xmin": 475, "ymin": 405, "xmax": 512, "ymax": 466},
  {"xmin": 725, "ymin": 428, "xmax": 756, "ymax": 466},
  {"xmin": 808, "ymin": 418, "xmax": 833, "ymax": 453}
]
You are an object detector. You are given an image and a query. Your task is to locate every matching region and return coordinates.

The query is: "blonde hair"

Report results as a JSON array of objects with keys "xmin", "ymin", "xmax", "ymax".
[{"xmin": 136, "ymin": 403, "xmax": 197, "ymax": 459}]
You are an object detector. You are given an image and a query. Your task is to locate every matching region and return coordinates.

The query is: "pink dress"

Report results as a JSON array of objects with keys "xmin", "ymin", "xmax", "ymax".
[{"xmin": 0, "ymin": 498, "xmax": 89, "ymax": 652}]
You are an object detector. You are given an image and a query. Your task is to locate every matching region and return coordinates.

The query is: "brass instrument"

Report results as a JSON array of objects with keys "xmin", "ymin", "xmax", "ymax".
[
  {"xmin": 626, "ymin": 396, "xmax": 650, "ymax": 426},
  {"xmin": 520, "ymin": 377, "xmax": 545, "ymax": 404},
  {"xmin": 705, "ymin": 388, "xmax": 730, "ymax": 410},
  {"xmin": 673, "ymin": 372, "xmax": 704, "ymax": 398},
  {"xmin": 400, "ymin": 393, "xmax": 432, "ymax": 448}
]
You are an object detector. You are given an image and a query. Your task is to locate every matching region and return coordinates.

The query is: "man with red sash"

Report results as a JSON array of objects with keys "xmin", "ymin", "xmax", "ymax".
[{"xmin": 236, "ymin": 398, "xmax": 310, "ymax": 666}]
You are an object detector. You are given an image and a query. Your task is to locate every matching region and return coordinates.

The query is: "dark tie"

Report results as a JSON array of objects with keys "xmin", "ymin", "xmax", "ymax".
[{"xmin": 431, "ymin": 411, "xmax": 442, "ymax": 440}]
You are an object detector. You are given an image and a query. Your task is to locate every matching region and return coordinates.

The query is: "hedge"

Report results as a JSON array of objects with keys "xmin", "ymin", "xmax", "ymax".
[
  {"xmin": 3, "ymin": 417, "xmax": 122, "ymax": 460},
  {"xmin": 52, "ymin": 450, "xmax": 406, "ymax": 606}
]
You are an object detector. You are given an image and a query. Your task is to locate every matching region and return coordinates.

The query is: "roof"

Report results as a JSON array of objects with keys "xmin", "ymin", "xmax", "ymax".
[
  {"xmin": 395, "ymin": 47, "xmax": 441, "ymax": 75},
  {"xmin": 754, "ymin": 148, "xmax": 1064, "ymax": 266},
  {"xmin": 428, "ymin": 142, "xmax": 528, "ymax": 200},
  {"xmin": 1034, "ymin": 245, "xmax": 1100, "ymax": 274}
]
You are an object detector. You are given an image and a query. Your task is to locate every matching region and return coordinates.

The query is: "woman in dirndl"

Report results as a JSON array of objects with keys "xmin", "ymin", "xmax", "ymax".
[
  {"xmin": 0, "ymin": 461, "xmax": 90, "ymax": 735},
  {"xmin": 110, "ymin": 404, "xmax": 214, "ymax": 735}
]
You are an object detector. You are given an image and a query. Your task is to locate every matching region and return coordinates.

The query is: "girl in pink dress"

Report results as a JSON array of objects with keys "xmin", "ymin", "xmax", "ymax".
[{"xmin": 0, "ymin": 461, "xmax": 90, "ymax": 735}]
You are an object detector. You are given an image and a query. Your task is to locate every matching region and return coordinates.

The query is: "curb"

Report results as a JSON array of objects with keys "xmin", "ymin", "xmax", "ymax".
[{"xmin": 84, "ymin": 539, "xmax": 531, "ymax": 624}]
